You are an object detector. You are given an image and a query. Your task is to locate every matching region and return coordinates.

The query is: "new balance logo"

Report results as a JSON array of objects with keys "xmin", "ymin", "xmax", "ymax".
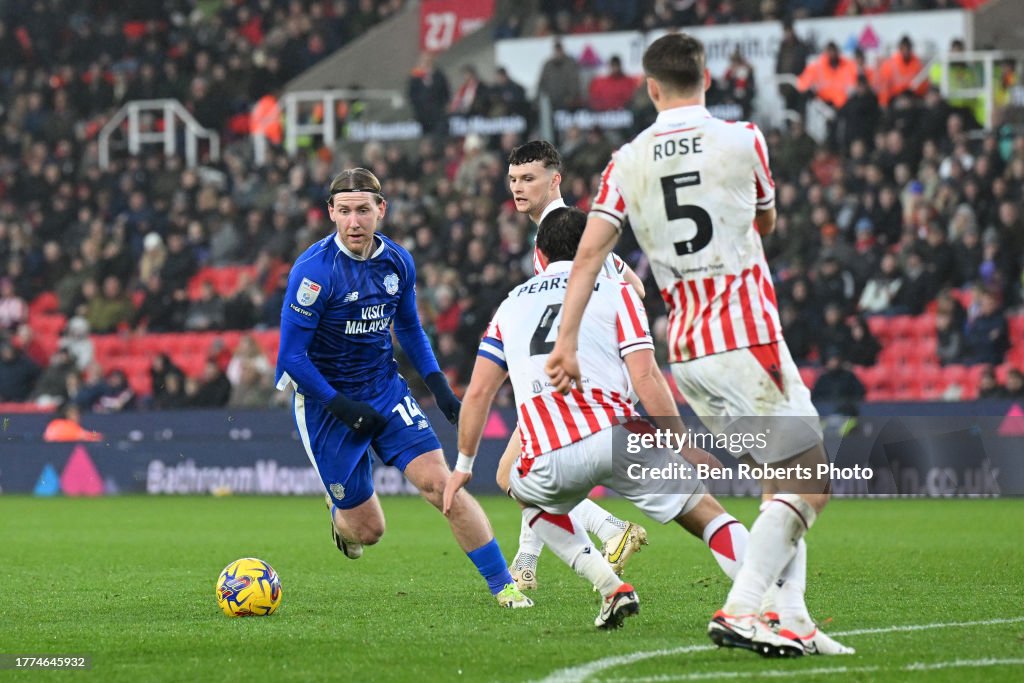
[{"xmin": 343, "ymin": 291, "xmax": 359, "ymax": 302}]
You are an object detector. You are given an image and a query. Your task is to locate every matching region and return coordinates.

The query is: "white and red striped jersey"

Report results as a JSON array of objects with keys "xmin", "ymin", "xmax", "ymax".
[
  {"xmin": 532, "ymin": 198, "xmax": 627, "ymax": 278},
  {"xmin": 589, "ymin": 105, "xmax": 781, "ymax": 363},
  {"xmin": 478, "ymin": 261, "xmax": 653, "ymax": 458}
]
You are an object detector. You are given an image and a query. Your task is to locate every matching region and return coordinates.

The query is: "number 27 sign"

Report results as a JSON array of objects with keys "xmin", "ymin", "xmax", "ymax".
[{"xmin": 420, "ymin": 0, "xmax": 495, "ymax": 52}]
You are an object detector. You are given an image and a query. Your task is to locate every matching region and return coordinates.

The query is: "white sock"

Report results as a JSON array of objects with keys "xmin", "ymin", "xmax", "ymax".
[
  {"xmin": 523, "ymin": 507, "xmax": 623, "ymax": 597},
  {"xmin": 723, "ymin": 495, "xmax": 814, "ymax": 615},
  {"xmin": 702, "ymin": 513, "xmax": 748, "ymax": 580},
  {"xmin": 513, "ymin": 516, "xmax": 544, "ymax": 569},
  {"xmin": 775, "ymin": 539, "xmax": 813, "ymax": 631},
  {"xmin": 571, "ymin": 498, "xmax": 628, "ymax": 543}
]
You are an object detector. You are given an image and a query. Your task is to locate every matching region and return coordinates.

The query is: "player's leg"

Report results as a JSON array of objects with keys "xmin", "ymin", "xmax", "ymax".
[
  {"xmin": 501, "ymin": 426, "xmax": 646, "ymax": 590},
  {"xmin": 521, "ymin": 505, "xmax": 638, "ymax": 629},
  {"xmin": 718, "ymin": 342, "xmax": 852, "ymax": 655},
  {"xmin": 509, "ymin": 435, "xmax": 638, "ymax": 629},
  {"xmin": 403, "ymin": 448, "xmax": 532, "ymax": 607},
  {"xmin": 497, "ymin": 428, "xmax": 543, "ymax": 590},
  {"xmin": 292, "ymin": 390, "xmax": 380, "ymax": 560},
  {"xmin": 669, "ymin": 348, "xmax": 824, "ymax": 657},
  {"xmin": 324, "ymin": 453, "xmax": 387, "ymax": 559},
  {"xmin": 754, "ymin": 464, "xmax": 852, "ymax": 655},
  {"xmin": 570, "ymin": 499, "xmax": 649, "ymax": 575}
]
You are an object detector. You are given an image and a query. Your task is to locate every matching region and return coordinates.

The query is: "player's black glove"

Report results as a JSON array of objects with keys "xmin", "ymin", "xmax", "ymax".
[
  {"xmin": 326, "ymin": 393, "xmax": 387, "ymax": 436},
  {"xmin": 425, "ymin": 371, "xmax": 461, "ymax": 425}
]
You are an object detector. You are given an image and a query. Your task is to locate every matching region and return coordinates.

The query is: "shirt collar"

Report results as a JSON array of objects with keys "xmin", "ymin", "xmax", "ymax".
[
  {"xmin": 334, "ymin": 233, "xmax": 385, "ymax": 260},
  {"xmin": 655, "ymin": 104, "xmax": 712, "ymax": 125},
  {"xmin": 542, "ymin": 260, "xmax": 573, "ymax": 274},
  {"xmin": 537, "ymin": 197, "xmax": 567, "ymax": 226}
]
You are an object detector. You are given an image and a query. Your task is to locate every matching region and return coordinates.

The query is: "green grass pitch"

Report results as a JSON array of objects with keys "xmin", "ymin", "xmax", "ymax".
[{"xmin": 3, "ymin": 496, "xmax": 1023, "ymax": 682}]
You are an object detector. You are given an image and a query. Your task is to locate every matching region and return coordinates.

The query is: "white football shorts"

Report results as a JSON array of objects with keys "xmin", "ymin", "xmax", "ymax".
[
  {"xmin": 510, "ymin": 421, "xmax": 706, "ymax": 524},
  {"xmin": 670, "ymin": 340, "xmax": 822, "ymax": 464}
]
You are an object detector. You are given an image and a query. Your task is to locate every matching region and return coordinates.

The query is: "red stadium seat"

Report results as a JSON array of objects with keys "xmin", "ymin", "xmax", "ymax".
[
  {"xmin": 798, "ymin": 366, "xmax": 819, "ymax": 389},
  {"xmin": 1009, "ymin": 316, "xmax": 1024, "ymax": 345},
  {"xmin": 887, "ymin": 315, "xmax": 915, "ymax": 340},
  {"xmin": 866, "ymin": 387, "xmax": 898, "ymax": 402},
  {"xmin": 866, "ymin": 315, "xmax": 889, "ymax": 340},
  {"xmin": 912, "ymin": 313, "xmax": 937, "ymax": 340}
]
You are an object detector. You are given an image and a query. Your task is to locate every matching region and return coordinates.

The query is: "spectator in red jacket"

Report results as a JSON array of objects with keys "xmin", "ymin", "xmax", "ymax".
[{"xmin": 588, "ymin": 55, "xmax": 639, "ymax": 111}]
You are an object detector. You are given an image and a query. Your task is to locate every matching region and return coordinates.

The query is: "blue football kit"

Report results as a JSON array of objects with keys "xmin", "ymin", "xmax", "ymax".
[{"xmin": 275, "ymin": 232, "xmax": 442, "ymax": 510}]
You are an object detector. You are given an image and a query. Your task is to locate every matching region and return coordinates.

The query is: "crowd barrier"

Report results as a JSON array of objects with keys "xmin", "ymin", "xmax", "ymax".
[{"xmin": 2, "ymin": 402, "xmax": 1022, "ymax": 497}]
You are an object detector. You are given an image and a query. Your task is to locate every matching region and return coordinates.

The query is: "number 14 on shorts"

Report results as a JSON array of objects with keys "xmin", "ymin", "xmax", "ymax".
[{"xmin": 392, "ymin": 395, "xmax": 428, "ymax": 430}]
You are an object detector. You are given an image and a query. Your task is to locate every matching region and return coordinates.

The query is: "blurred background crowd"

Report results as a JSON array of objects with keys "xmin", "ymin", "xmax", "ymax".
[{"xmin": 0, "ymin": 0, "xmax": 1021, "ymax": 421}]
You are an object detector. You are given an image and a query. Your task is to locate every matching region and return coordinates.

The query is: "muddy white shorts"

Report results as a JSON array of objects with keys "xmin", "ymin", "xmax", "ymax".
[
  {"xmin": 670, "ymin": 341, "xmax": 822, "ymax": 464},
  {"xmin": 510, "ymin": 421, "xmax": 706, "ymax": 524}
]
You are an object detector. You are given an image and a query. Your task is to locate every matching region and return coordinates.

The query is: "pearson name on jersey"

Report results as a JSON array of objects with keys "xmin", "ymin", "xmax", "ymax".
[
  {"xmin": 589, "ymin": 105, "xmax": 782, "ymax": 364},
  {"xmin": 478, "ymin": 261, "xmax": 653, "ymax": 459}
]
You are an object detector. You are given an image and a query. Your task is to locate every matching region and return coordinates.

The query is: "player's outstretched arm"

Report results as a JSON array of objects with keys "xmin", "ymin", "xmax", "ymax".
[
  {"xmin": 546, "ymin": 215, "xmax": 620, "ymax": 393},
  {"xmin": 443, "ymin": 355, "xmax": 508, "ymax": 516}
]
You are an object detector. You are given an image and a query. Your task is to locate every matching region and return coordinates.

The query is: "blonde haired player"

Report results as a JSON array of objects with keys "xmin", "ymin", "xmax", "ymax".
[
  {"xmin": 544, "ymin": 34, "xmax": 853, "ymax": 656},
  {"xmin": 500, "ymin": 141, "xmax": 648, "ymax": 591}
]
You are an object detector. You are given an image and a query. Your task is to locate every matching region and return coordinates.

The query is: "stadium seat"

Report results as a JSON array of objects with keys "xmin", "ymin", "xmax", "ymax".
[
  {"xmin": 907, "ymin": 338, "xmax": 938, "ymax": 365},
  {"xmin": 1009, "ymin": 315, "xmax": 1024, "ymax": 345},
  {"xmin": 887, "ymin": 315, "xmax": 915, "ymax": 340},
  {"xmin": 798, "ymin": 366, "xmax": 819, "ymax": 389},
  {"xmin": 996, "ymin": 363, "xmax": 1012, "ymax": 385},
  {"xmin": 866, "ymin": 315, "xmax": 889, "ymax": 340},
  {"xmin": 912, "ymin": 312, "xmax": 937, "ymax": 340},
  {"xmin": 866, "ymin": 387, "xmax": 898, "ymax": 402}
]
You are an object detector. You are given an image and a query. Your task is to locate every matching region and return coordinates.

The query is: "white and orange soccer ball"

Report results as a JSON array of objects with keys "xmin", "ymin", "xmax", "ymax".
[{"xmin": 215, "ymin": 557, "xmax": 282, "ymax": 617}]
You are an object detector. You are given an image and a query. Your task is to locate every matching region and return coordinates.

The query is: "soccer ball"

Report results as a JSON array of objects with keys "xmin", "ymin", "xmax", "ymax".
[{"xmin": 215, "ymin": 557, "xmax": 282, "ymax": 617}]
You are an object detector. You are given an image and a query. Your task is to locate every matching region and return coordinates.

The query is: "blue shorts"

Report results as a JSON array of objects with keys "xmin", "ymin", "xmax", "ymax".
[{"xmin": 293, "ymin": 377, "xmax": 442, "ymax": 510}]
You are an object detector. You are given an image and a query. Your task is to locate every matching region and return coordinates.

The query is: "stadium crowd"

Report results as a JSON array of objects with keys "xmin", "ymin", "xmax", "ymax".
[
  {"xmin": 0, "ymin": 0, "xmax": 1022, "ymax": 414},
  {"xmin": 517, "ymin": 0, "xmax": 986, "ymax": 36}
]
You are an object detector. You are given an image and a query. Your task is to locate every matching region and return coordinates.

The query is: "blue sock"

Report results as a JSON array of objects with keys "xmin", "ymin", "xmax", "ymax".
[{"xmin": 467, "ymin": 539, "xmax": 514, "ymax": 595}]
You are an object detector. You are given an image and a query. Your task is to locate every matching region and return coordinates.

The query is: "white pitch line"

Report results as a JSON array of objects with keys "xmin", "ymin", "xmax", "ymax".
[
  {"xmin": 600, "ymin": 657, "xmax": 1024, "ymax": 683},
  {"xmin": 529, "ymin": 616, "xmax": 1024, "ymax": 683}
]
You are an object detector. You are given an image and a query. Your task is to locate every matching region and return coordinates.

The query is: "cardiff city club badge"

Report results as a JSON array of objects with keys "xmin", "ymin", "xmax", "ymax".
[
  {"xmin": 297, "ymin": 278, "xmax": 322, "ymax": 306},
  {"xmin": 330, "ymin": 483, "xmax": 345, "ymax": 501},
  {"xmin": 383, "ymin": 273, "xmax": 399, "ymax": 295}
]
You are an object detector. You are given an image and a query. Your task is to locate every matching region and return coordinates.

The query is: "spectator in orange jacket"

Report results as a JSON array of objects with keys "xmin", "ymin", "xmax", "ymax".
[
  {"xmin": 797, "ymin": 42, "xmax": 859, "ymax": 109},
  {"xmin": 876, "ymin": 36, "xmax": 929, "ymax": 107},
  {"xmin": 43, "ymin": 402, "xmax": 103, "ymax": 442}
]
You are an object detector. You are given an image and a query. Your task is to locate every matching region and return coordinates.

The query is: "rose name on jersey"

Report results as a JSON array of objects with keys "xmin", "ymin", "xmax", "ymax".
[{"xmin": 653, "ymin": 134, "xmax": 703, "ymax": 161}]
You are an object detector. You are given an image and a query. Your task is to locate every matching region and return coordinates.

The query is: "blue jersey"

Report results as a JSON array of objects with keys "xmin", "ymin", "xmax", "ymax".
[{"xmin": 275, "ymin": 232, "xmax": 439, "ymax": 402}]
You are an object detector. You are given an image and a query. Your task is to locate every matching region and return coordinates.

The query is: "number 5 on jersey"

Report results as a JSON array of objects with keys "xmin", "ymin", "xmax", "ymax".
[{"xmin": 661, "ymin": 171, "xmax": 713, "ymax": 255}]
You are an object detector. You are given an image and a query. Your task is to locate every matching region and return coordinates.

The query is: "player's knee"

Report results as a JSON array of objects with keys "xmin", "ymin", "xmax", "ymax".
[
  {"xmin": 356, "ymin": 520, "xmax": 385, "ymax": 545},
  {"xmin": 417, "ymin": 476, "xmax": 445, "ymax": 509}
]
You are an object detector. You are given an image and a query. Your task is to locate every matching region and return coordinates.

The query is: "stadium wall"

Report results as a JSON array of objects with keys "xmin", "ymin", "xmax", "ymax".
[
  {"xmin": 495, "ymin": 9, "xmax": 970, "ymax": 126},
  {"xmin": 2, "ymin": 404, "xmax": 1023, "ymax": 498}
]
